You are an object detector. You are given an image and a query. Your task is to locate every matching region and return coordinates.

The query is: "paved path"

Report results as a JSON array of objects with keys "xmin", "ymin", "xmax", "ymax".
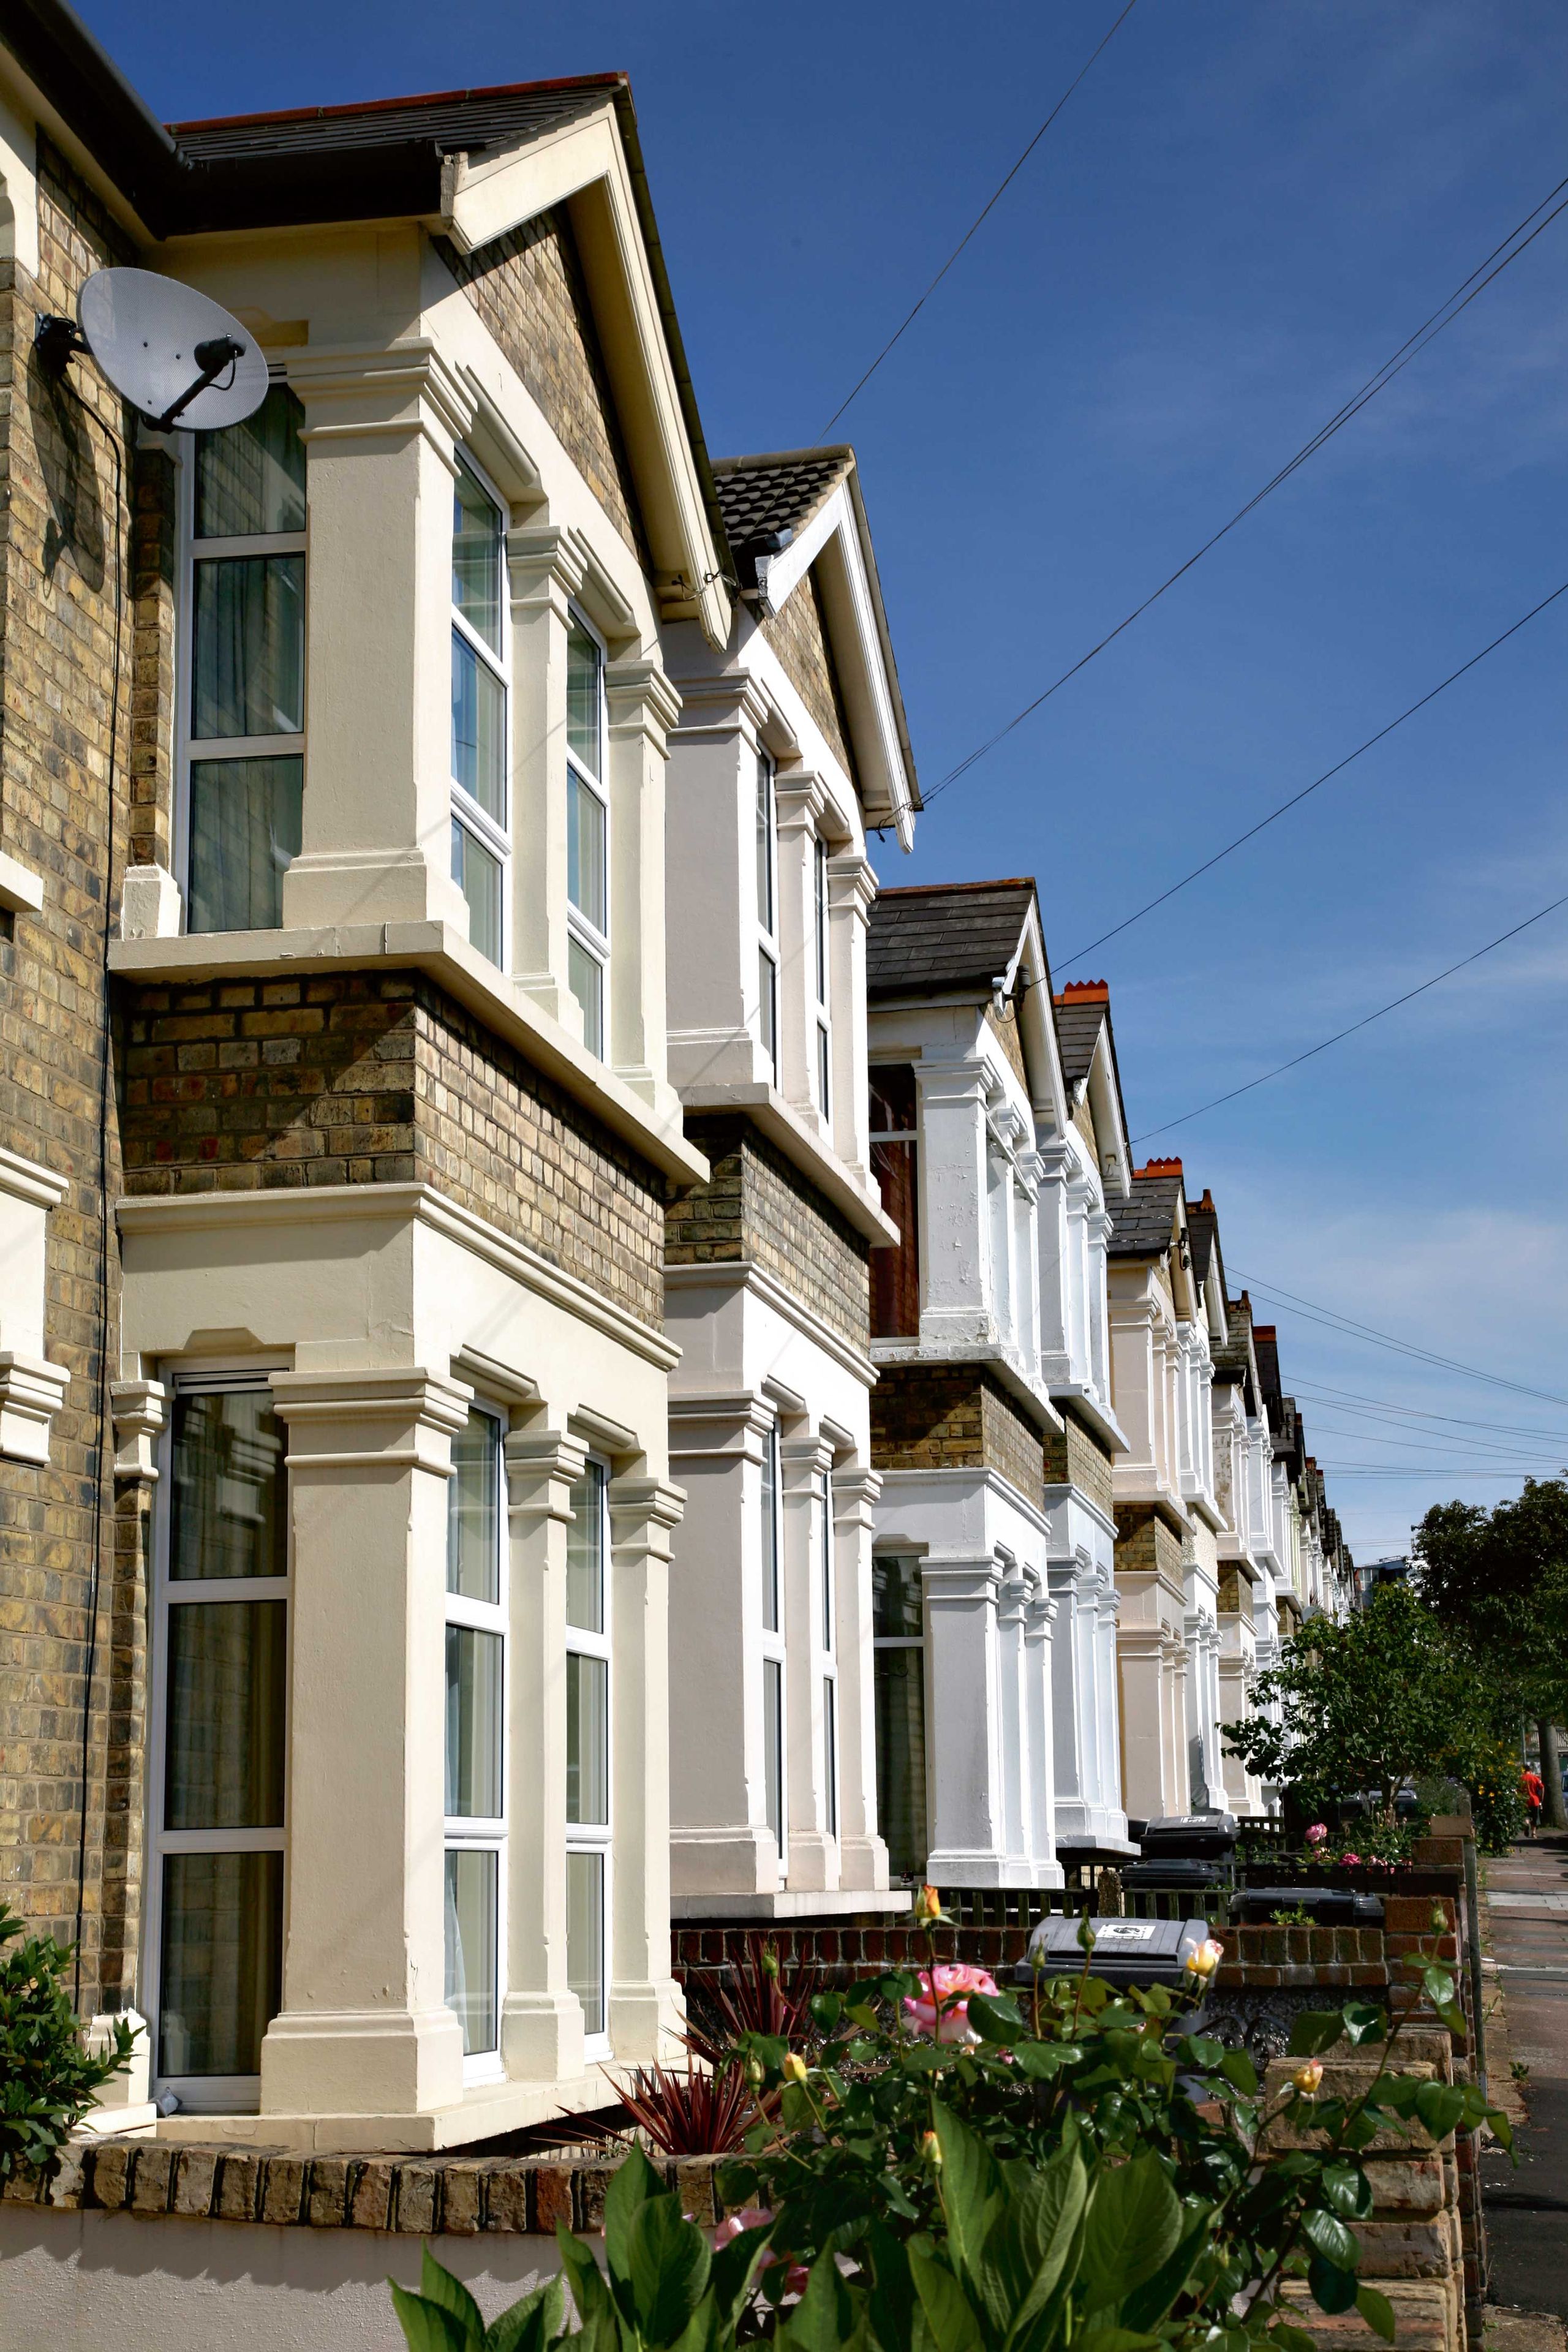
[{"xmin": 1480, "ymin": 1834, "xmax": 1568, "ymax": 2319}]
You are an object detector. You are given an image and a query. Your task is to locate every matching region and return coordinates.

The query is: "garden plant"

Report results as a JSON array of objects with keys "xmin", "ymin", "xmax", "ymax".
[{"xmin": 0, "ymin": 1901, "xmax": 136, "ymax": 2182}]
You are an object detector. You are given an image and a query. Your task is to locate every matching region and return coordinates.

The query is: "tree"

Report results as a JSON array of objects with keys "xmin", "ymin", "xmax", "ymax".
[
  {"xmin": 1224, "ymin": 1581, "xmax": 1494, "ymax": 1825},
  {"xmin": 1415, "ymin": 1478, "xmax": 1568, "ymax": 1831}
]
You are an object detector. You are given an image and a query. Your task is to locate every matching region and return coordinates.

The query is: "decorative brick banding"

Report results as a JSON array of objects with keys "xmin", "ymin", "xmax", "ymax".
[
  {"xmin": 871, "ymin": 1362, "xmax": 1045, "ymax": 1505},
  {"xmin": 668, "ymin": 1115, "xmax": 870, "ymax": 1352},
  {"xmin": 1045, "ymin": 1410, "xmax": 1114, "ymax": 1517}
]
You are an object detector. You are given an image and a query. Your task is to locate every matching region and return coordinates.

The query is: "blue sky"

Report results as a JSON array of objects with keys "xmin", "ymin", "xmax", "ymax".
[{"xmin": 81, "ymin": 0, "xmax": 1568, "ymax": 1557}]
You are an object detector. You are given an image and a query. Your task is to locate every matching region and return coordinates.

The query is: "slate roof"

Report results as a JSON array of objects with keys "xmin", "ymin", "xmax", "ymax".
[
  {"xmin": 711, "ymin": 450, "xmax": 853, "ymax": 549},
  {"xmin": 1054, "ymin": 999, "xmax": 1106, "ymax": 1091},
  {"xmin": 867, "ymin": 881, "xmax": 1037, "ymax": 1000},
  {"xmin": 1106, "ymin": 1172, "xmax": 1182, "ymax": 1257},
  {"xmin": 170, "ymin": 78, "xmax": 612, "ymax": 161}
]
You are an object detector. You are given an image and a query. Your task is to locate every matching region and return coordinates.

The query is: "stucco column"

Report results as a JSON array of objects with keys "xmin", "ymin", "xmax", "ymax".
[
  {"xmin": 916, "ymin": 1059, "xmax": 990, "ymax": 1351},
  {"xmin": 997, "ymin": 1560, "xmax": 1028, "ymax": 1872},
  {"xmin": 663, "ymin": 672, "xmax": 771, "ymax": 1091},
  {"xmin": 921, "ymin": 1555, "xmax": 1005, "ymax": 1884},
  {"xmin": 282, "ymin": 346, "xmax": 473, "ymax": 935},
  {"xmin": 1047, "ymin": 1554, "xmax": 1091, "ymax": 1835},
  {"xmin": 1022, "ymin": 1578, "xmax": 1060, "ymax": 1882},
  {"xmin": 508, "ymin": 525, "xmax": 589, "ymax": 1027},
  {"xmin": 774, "ymin": 772, "xmax": 828, "ymax": 1126},
  {"xmin": 608, "ymin": 1472, "xmax": 685, "ymax": 2057},
  {"xmin": 782, "ymin": 1429, "xmax": 835, "ymax": 1891},
  {"xmin": 832, "ymin": 1463, "xmax": 889, "ymax": 1891},
  {"xmin": 502, "ymin": 1426, "xmax": 589, "ymax": 2082},
  {"xmin": 606, "ymin": 657, "xmax": 681, "ymax": 1104},
  {"xmin": 262, "ymin": 1367, "xmax": 470, "ymax": 2119},
  {"xmin": 827, "ymin": 852, "xmax": 876, "ymax": 1181},
  {"xmin": 1094, "ymin": 1575, "xmax": 1126, "ymax": 1834}
]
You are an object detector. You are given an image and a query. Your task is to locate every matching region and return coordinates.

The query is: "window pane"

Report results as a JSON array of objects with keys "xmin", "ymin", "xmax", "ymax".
[
  {"xmin": 159, "ymin": 1850, "xmax": 282, "ymax": 2079},
  {"xmin": 165, "ymin": 1600, "xmax": 286, "ymax": 1831},
  {"xmin": 567, "ymin": 620, "xmax": 601, "ymax": 777},
  {"xmin": 567, "ymin": 1463, "xmax": 605, "ymax": 1633},
  {"xmin": 452, "ymin": 820, "xmax": 502, "ymax": 966},
  {"xmin": 755, "ymin": 756, "xmax": 774, "ymax": 935},
  {"xmin": 193, "ymin": 554, "xmax": 304, "ymax": 739},
  {"xmin": 446, "ymin": 1626, "xmax": 503, "ymax": 1819},
  {"xmin": 451, "ymin": 628, "xmax": 506, "ymax": 823},
  {"xmin": 567, "ymin": 1850, "xmax": 605, "ymax": 2037},
  {"xmin": 171, "ymin": 1389, "xmax": 287, "ymax": 1583},
  {"xmin": 816, "ymin": 1026, "xmax": 832, "ymax": 1120},
  {"xmin": 447, "ymin": 1408, "xmax": 499, "ymax": 1602},
  {"xmin": 567, "ymin": 771, "xmax": 606, "ymax": 932},
  {"xmin": 567, "ymin": 1652, "xmax": 609, "ymax": 1826},
  {"xmin": 819, "ymin": 1472, "xmax": 834, "ymax": 1653},
  {"xmin": 452, "ymin": 460, "xmax": 502, "ymax": 654},
  {"xmin": 444, "ymin": 1848, "xmax": 497, "ymax": 2055},
  {"xmin": 815, "ymin": 839, "xmax": 829, "ymax": 1003},
  {"xmin": 869, "ymin": 1063, "xmax": 918, "ymax": 1134},
  {"xmin": 873, "ymin": 1556, "xmax": 924, "ymax": 1640},
  {"xmin": 824, "ymin": 1676, "xmax": 838, "ymax": 1839},
  {"xmin": 195, "ymin": 385, "xmax": 306, "ymax": 540},
  {"xmin": 763, "ymin": 1659, "xmax": 784, "ymax": 1850},
  {"xmin": 758, "ymin": 949, "xmax": 777, "ymax": 1076},
  {"xmin": 874, "ymin": 1647, "xmax": 927, "ymax": 1880},
  {"xmin": 568, "ymin": 937, "xmax": 603, "ymax": 1058},
  {"xmin": 871, "ymin": 1137, "xmax": 920, "ymax": 1340},
  {"xmin": 187, "ymin": 755, "xmax": 302, "ymax": 934},
  {"xmin": 760, "ymin": 1429, "xmax": 779, "ymax": 1634}
]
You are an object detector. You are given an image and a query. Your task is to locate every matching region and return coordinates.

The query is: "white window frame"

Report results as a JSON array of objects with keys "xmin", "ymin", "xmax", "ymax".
[
  {"xmin": 566, "ymin": 1455, "xmax": 612, "ymax": 2058},
  {"xmin": 759, "ymin": 1417, "xmax": 786, "ymax": 1866},
  {"xmin": 145, "ymin": 1363, "xmax": 291, "ymax": 2116},
  {"xmin": 565, "ymin": 607, "xmax": 611, "ymax": 1058},
  {"xmin": 450, "ymin": 450, "xmax": 511, "ymax": 970},
  {"xmin": 871, "ymin": 1551, "xmax": 927, "ymax": 1876},
  {"xmin": 818, "ymin": 1464, "xmax": 838, "ymax": 1842},
  {"xmin": 813, "ymin": 832, "xmax": 832, "ymax": 1121},
  {"xmin": 755, "ymin": 750, "xmax": 778, "ymax": 1082},
  {"xmin": 176, "ymin": 381, "xmax": 307, "ymax": 934},
  {"xmin": 445, "ymin": 1400, "xmax": 508, "ymax": 2081}
]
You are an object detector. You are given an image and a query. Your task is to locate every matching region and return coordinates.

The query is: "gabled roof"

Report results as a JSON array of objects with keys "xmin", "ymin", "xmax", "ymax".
[
  {"xmin": 1107, "ymin": 1164, "xmax": 1184, "ymax": 1258},
  {"xmin": 1187, "ymin": 1188, "xmax": 1226, "ymax": 1295},
  {"xmin": 712, "ymin": 450, "xmax": 852, "ymax": 552},
  {"xmin": 1052, "ymin": 980, "xmax": 1131, "ymax": 1202},
  {"xmin": 868, "ymin": 880, "xmax": 1038, "ymax": 1000},
  {"xmin": 1212, "ymin": 1287, "xmax": 1258, "ymax": 1409}
]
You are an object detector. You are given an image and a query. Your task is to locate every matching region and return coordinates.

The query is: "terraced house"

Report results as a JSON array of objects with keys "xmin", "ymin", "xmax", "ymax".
[{"xmin": 0, "ymin": 11, "xmax": 745, "ymax": 2149}]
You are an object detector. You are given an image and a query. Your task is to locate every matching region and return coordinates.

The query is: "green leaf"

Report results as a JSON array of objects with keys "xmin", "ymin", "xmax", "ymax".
[
  {"xmin": 930, "ymin": 2102, "xmax": 1002, "ymax": 2291},
  {"xmin": 1413, "ymin": 2083, "xmax": 1468, "ymax": 2142},
  {"xmin": 421, "ymin": 2248, "xmax": 486, "ymax": 2349},
  {"xmin": 967, "ymin": 1992, "xmax": 1024, "ymax": 2043},
  {"xmin": 985, "ymin": 2139, "xmax": 1088, "ymax": 2346},
  {"xmin": 390, "ymin": 2286, "xmax": 472, "ymax": 2352},
  {"xmin": 604, "ymin": 2139, "xmax": 663, "ymax": 2297},
  {"xmin": 709, "ymin": 2224, "xmax": 775, "ymax": 2332},
  {"xmin": 1072, "ymin": 2331, "xmax": 1164, "ymax": 2352},
  {"xmin": 1118, "ymin": 2208, "xmax": 1212, "ymax": 2331},
  {"xmin": 1355, "ymin": 2286, "xmax": 1397, "ymax": 2343},
  {"xmin": 1486, "ymin": 2108, "xmax": 1514, "ymax": 2151},
  {"xmin": 1300, "ymin": 2209, "xmax": 1359, "ymax": 2271},
  {"xmin": 626, "ymin": 2195, "xmax": 711, "ymax": 2345},
  {"xmin": 1308, "ymin": 2258, "xmax": 1360, "ymax": 2315},
  {"xmin": 556, "ymin": 2223, "xmax": 616, "ymax": 2331},
  {"xmin": 782, "ymin": 2254, "xmax": 860, "ymax": 2352},
  {"xmin": 1219, "ymin": 2049, "xmax": 1258, "ymax": 2095},
  {"xmin": 1080, "ymin": 2153, "xmax": 1183, "ymax": 2312},
  {"xmin": 1317, "ymin": 2164, "xmax": 1373, "ymax": 2221},
  {"xmin": 483, "ymin": 2277, "xmax": 567, "ymax": 2352},
  {"xmin": 1267, "ymin": 2324, "xmax": 1317, "ymax": 2352},
  {"xmin": 1287, "ymin": 2011, "xmax": 1347, "ymax": 2057},
  {"xmin": 1183, "ymin": 2035, "xmax": 1224, "ymax": 2070},
  {"xmin": 909, "ymin": 2245, "xmax": 984, "ymax": 2352}
]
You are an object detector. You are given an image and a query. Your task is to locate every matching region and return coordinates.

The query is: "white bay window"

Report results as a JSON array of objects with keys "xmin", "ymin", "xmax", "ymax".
[
  {"xmin": 567, "ymin": 1460, "xmax": 611, "ymax": 2046},
  {"xmin": 450, "ymin": 457, "xmax": 510, "ymax": 967},
  {"xmin": 446, "ymin": 1404, "xmax": 507, "ymax": 2068},
  {"xmin": 756, "ymin": 752, "xmax": 778, "ymax": 1079},
  {"xmin": 566, "ymin": 617, "xmax": 609, "ymax": 1056}
]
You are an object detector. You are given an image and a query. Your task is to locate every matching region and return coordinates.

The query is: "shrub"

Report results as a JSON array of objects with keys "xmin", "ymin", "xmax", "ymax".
[{"xmin": 0, "ymin": 1903, "xmax": 137, "ymax": 2181}]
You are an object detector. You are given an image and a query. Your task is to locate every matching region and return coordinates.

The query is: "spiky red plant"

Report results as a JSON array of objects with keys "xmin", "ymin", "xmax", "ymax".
[
  {"xmin": 610, "ymin": 2060, "xmax": 758, "ymax": 2155},
  {"xmin": 684, "ymin": 1934, "xmax": 822, "ymax": 2069}
]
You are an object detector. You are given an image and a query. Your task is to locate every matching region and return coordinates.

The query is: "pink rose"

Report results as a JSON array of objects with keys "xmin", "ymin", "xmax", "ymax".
[
  {"xmin": 1306, "ymin": 1823, "xmax": 1329, "ymax": 1846},
  {"xmin": 712, "ymin": 2208, "xmax": 807, "ymax": 2296},
  {"xmin": 1342, "ymin": 1852, "xmax": 1361, "ymax": 1866},
  {"xmin": 903, "ymin": 1962, "xmax": 999, "ymax": 2042}
]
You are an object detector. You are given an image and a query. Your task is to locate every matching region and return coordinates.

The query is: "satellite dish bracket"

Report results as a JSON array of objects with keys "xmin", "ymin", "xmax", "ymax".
[
  {"xmin": 155, "ymin": 336, "xmax": 246, "ymax": 432},
  {"xmin": 34, "ymin": 271, "xmax": 268, "ymax": 436},
  {"xmin": 34, "ymin": 314, "xmax": 88, "ymax": 377}
]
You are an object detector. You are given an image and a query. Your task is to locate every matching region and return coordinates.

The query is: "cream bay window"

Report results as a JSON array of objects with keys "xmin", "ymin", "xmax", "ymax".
[
  {"xmin": 183, "ymin": 386, "xmax": 306, "ymax": 933},
  {"xmin": 451, "ymin": 457, "xmax": 510, "ymax": 968},
  {"xmin": 760, "ymin": 1420, "xmax": 785, "ymax": 1859},
  {"xmin": 566, "ymin": 617, "xmax": 610, "ymax": 1057},
  {"xmin": 446, "ymin": 1404, "xmax": 507, "ymax": 2068},
  {"xmin": 149, "ymin": 1377, "xmax": 288, "ymax": 2111},
  {"xmin": 567, "ymin": 1460, "xmax": 611, "ymax": 2046},
  {"xmin": 756, "ymin": 753, "xmax": 778, "ymax": 1080},
  {"xmin": 813, "ymin": 834, "xmax": 832, "ymax": 1120}
]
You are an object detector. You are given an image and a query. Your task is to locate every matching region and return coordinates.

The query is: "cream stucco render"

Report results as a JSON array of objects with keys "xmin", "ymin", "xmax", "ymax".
[{"xmin": 118, "ymin": 1182, "xmax": 684, "ymax": 2153}]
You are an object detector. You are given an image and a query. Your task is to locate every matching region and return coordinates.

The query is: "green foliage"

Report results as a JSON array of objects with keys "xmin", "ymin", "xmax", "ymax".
[
  {"xmin": 1415, "ymin": 1479, "xmax": 1568, "ymax": 1727},
  {"xmin": 1223, "ymin": 1583, "xmax": 1496, "ymax": 1825},
  {"xmin": 0, "ymin": 1902, "xmax": 137, "ymax": 2181},
  {"xmin": 1464, "ymin": 1739, "xmax": 1529, "ymax": 1854}
]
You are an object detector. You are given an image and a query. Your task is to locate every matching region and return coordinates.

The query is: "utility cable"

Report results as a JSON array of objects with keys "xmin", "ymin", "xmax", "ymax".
[
  {"xmin": 1129, "ymin": 885, "xmax": 1568, "ymax": 1148},
  {"xmin": 1055, "ymin": 574, "xmax": 1568, "ymax": 967},
  {"xmin": 816, "ymin": 0, "xmax": 1141, "ymax": 439},
  {"xmin": 1226, "ymin": 1267, "xmax": 1568, "ymax": 1409},
  {"xmin": 924, "ymin": 165, "xmax": 1568, "ymax": 803},
  {"xmin": 1286, "ymin": 1378, "xmax": 1568, "ymax": 1442}
]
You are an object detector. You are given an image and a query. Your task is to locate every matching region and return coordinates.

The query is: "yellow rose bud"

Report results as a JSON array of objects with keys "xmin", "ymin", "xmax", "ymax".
[
  {"xmin": 782, "ymin": 2052, "xmax": 809, "ymax": 2084},
  {"xmin": 1184, "ymin": 1936, "xmax": 1224, "ymax": 1980},
  {"xmin": 1292, "ymin": 2060, "xmax": 1324, "ymax": 2096},
  {"xmin": 914, "ymin": 1883, "xmax": 943, "ymax": 1926},
  {"xmin": 920, "ymin": 2130, "xmax": 943, "ymax": 2171}
]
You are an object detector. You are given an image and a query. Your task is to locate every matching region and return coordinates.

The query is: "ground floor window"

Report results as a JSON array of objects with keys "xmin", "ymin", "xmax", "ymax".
[
  {"xmin": 872, "ymin": 1554, "xmax": 927, "ymax": 1881},
  {"xmin": 446, "ymin": 1403, "xmax": 507, "ymax": 2069},
  {"xmin": 567, "ymin": 1460, "xmax": 611, "ymax": 2046}
]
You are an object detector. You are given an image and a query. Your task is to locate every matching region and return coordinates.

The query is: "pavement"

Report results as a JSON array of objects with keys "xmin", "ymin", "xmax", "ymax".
[{"xmin": 1479, "ymin": 1833, "xmax": 1568, "ymax": 2324}]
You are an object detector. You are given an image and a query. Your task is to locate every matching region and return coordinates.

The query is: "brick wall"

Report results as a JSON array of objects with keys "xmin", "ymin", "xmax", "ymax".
[
  {"xmin": 1114, "ymin": 1502, "xmax": 1187, "ymax": 1589},
  {"xmin": 434, "ymin": 217, "xmax": 646, "ymax": 561},
  {"xmin": 667, "ymin": 1114, "xmax": 870, "ymax": 1352},
  {"xmin": 1045, "ymin": 1407, "xmax": 1114, "ymax": 1517},
  {"xmin": 0, "ymin": 141, "xmax": 138, "ymax": 2003},
  {"xmin": 984, "ymin": 995, "xmax": 1028, "ymax": 1090},
  {"xmin": 117, "ymin": 970, "xmax": 666, "ymax": 1330},
  {"xmin": 872, "ymin": 1362, "xmax": 1045, "ymax": 1506},
  {"xmin": 761, "ymin": 568, "xmax": 854, "ymax": 777}
]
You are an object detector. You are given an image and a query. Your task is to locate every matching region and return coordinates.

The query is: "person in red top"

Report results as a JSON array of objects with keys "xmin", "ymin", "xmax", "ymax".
[{"xmin": 1521, "ymin": 1766, "xmax": 1545, "ymax": 1837}]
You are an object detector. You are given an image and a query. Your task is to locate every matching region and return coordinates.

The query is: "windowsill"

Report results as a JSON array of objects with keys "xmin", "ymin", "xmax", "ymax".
[
  {"xmin": 671, "ymin": 1887, "xmax": 913, "ymax": 1921},
  {"xmin": 676, "ymin": 1077, "xmax": 897, "ymax": 1246},
  {"xmin": 0, "ymin": 849, "xmax": 45, "ymax": 915},
  {"xmin": 108, "ymin": 918, "xmax": 707, "ymax": 1188},
  {"xmin": 1046, "ymin": 1380, "xmax": 1129, "ymax": 1455},
  {"xmin": 869, "ymin": 1335, "xmax": 1063, "ymax": 1435}
]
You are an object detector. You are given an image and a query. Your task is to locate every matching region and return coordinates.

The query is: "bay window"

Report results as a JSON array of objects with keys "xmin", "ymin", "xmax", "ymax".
[
  {"xmin": 872, "ymin": 1555, "xmax": 927, "ymax": 1881},
  {"xmin": 446, "ymin": 1404, "xmax": 507, "ymax": 2068},
  {"xmin": 760, "ymin": 1420, "xmax": 785, "ymax": 1859},
  {"xmin": 149, "ymin": 1377, "xmax": 288, "ymax": 2109},
  {"xmin": 813, "ymin": 835, "xmax": 832, "ymax": 1120},
  {"xmin": 183, "ymin": 385, "xmax": 306, "ymax": 933},
  {"xmin": 451, "ymin": 457, "xmax": 510, "ymax": 968},
  {"xmin": 870, "ymin": 1065, "xmax": 921, "ymax": 1338},
  {"xmin": 756, "ymin": 752, "xmax": 778, "ymax": 1079},
  {"xmin": 566, "ymin": 617, "xmax": 609, "ymax": 1056},
  {"xmin": 567, "ymin": 1460, "xmax": 611, "ymax": 2046},
  {"xmin": 819, "ymin": 1465, "xmax": 838, "ymax": 1840}
]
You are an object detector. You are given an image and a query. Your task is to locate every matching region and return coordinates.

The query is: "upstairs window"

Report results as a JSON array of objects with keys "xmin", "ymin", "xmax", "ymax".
[
  {"xmin": 755, "ymin": 753, "xmax": 778, "ymax": 1080},
  {"xmin": 869, "ymin": 1064, "xmax": 920, "ymax": 1338},
  {"xmin": 813, "ymin": 836, "xmax": 832, "ymax": 1121},
  {"xmin": 450, "ymin": 458, "xmax": 509, "ymax": 967},
  {"xmin": 566, "ymin": 618, "xmax": 609, "ymax": 1057},
  {"xmin": 184, "ymin": 385, "xmax": 306, "ymax": 933}
]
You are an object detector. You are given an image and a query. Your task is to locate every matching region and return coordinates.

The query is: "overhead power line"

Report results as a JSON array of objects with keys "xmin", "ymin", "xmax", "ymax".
[
  {"xmin": 923, "ymin": 164, "xmax": 1568, "ymax": 804},
  {"xmin": 1286, "ymin": 1378, "xmax": 1568, "ymax": 1442},
  {"xmin": 1056, "ymin": 575, "xmax": 1568, "ymax": 967},
  {"xmin": 1226, "ymin": 1267, "xmax": 1568, "ymax": 1410},
  {"xmin": 816, "ymin": 0, "xmax": 1141, "ymax": 440},
  {"xmin": 1129, "ymin": 886, "xmax": 1568, "ymax": 1145},
  {"xmin": 1314, "ymin": 1468, "xmax": 1561, "ymax": 1479},
  {"xmin": 1302, "ymin": 1413, "xmax": 1556, "ymax": 1466}
]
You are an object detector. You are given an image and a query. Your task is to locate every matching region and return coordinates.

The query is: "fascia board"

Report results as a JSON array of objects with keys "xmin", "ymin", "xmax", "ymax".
[
  {"xmin": 1014, "ymin": 904, "xmax": 1068, "ymax": 1130},
  {"xmin": 441, "ymin": 105, "xmax": 729, "ymax": 650},
  {"xmin": 1087, "ymin": 1029, "xmax": 1131, "ymax": 1198}
]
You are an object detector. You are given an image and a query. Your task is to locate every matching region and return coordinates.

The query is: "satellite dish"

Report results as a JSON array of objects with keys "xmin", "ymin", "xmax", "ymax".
[{"xmin": 39, "ymin": 268, "xmax": 270, "ymax": 434}]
